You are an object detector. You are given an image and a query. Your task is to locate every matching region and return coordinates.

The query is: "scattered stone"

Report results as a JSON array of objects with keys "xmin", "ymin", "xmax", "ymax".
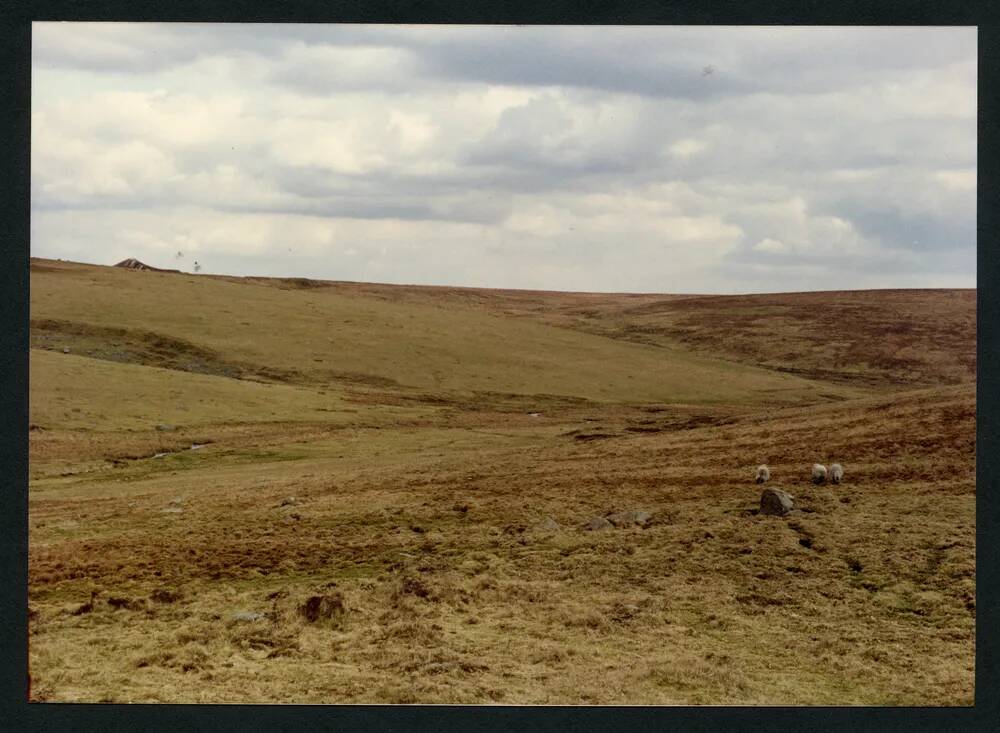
[
  {"xmin": 72, "ymin": 591, "xmax": 99, "ymax": 616},
  {"xmin": 62, "ymin": 347, "xmax": 71, "ymax": 354},
  {"xmin": 760, "ymin": 488, "xmax": 795, "ymax": 517},
  {"xmin": 150, "ymin": 588, "xmax": 181, "ymax": 604},
  {"xmin": 155, "ymin": 423, "xmax": 176, "ymax": 432},
  {"xmin": 610, "ymin": 603, "xmax": 641, "ymax": 622},
  {"xmin": 533, "ymin": 517, "xmax": 561, "ymax": 533},
  {"xmin": 107, "ymin": 596, "xmax": 143, "ymax": 611},
  {"xmin": 231, "ymin": 611, "xmax": 264, "ymax": 622},
  {"xmin": 279, "ymin": 496, "xmax": 298, "ymax": 507},
  {"xmin": 606, "ymin": 510, "xmax": 653, "ymax": 528},
  {"xmin": 584, "ymin": 516, "xmax": 614, "ymax": 531},
  {"xmin": 299, "ymin": 592, "xmax": 346, "ymax": 622},
  {"xmin": 398, "ymin": 577, "xmax": 430, "ymax": 599}
]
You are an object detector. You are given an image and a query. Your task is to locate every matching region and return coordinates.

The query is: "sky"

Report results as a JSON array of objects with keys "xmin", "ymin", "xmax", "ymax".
[{"xmin": 31, "ymin": 23, "xmax": 977, "ymax": 293}]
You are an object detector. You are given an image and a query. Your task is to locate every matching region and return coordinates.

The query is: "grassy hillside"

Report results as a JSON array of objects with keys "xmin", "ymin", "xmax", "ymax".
[
  {"xmin": 256, "ymin": 277, "xmax": 975, "ymax": 389},
  {"xmin": 27, "ymin": 257, "xmax": 976, "ymax": 705},
  {"xmin": 30, "ymin": 259, "xmax": 862, "ymax": 407}
]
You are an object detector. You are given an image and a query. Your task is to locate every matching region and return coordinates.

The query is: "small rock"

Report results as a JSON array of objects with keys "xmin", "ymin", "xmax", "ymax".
[
  {"xmin": 279, "ymin": 496, "xmax": 298, "ymax": 507},
  {"xmin": 71, "ymin": 601, "xmax": 93, "ymax": 616},
  {"xmin": 760, "ymin": 488, "xmax": 794, "ymax": 517},
  {"xmin": 107, "ymin": 596, "xmax": 144, "ymax": 611},
  {"xmin": 299, "ymin": 592, "xmax": 346, "ymax": 622},
  {"xmin": 584, "ymin": 516, "xmax": 614, "ymax": 531},
  {"xmin": 71, "ymin": 591, "xmax": 99, "ymax": 616},
  {"xmin": 150, "ymin": 588, "xmax": 181, "ymax": 604},
  {"xmin": 190, "ymin": 443, "xmax": 206, "ymax": 450},
  {"xmin": 169, "ymin": 497, "xmax": 184, "ymax": 506},
  {"xmin": 231, "ymin": 611, "xmax": 264, "ymax": 622},
  {"xmin": 398, "ymin": 577, "xmax": 430, "ymax": 599},
  {"xmin": 610, "ymin": 603, "xmax": 641, "ymax": 622},
  {"xmin": 606, "ymin": 510, "xmax": 653, "ymax": 528},
  {"xmin": 62, "ymin": 347, "xmax": 71, "ymax": 354},
  {"xmin": 152, "ymin": 452, "xmax": 170, "ymax": 459},
  {"xmin": 528, "ymin": 412, "xmax": 542, "ymax": 418},
  {"xmin": 155, "ymin": 423, "xmax": 176, "ymax": 432},
  {"xmin": 533, "ymin": 517, "xmax": 561, "ymax": 533}
]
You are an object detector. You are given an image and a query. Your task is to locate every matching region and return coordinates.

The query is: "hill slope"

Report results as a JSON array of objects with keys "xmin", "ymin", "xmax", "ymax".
[
  {"xmin": 26, "ymin": 257, "xmax": 976, "ymax": 705},
  {"xmin": 30, "ymin": 258, "xmax": 866, "ymax": 409}
]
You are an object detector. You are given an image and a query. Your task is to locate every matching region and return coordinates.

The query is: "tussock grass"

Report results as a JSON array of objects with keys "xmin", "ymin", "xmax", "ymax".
[{"xmin": 28, "ymin": 259, "xmax": 974, "ymax": 704}]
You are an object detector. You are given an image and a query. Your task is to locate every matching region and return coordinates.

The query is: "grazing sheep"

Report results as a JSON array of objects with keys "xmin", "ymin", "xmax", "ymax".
[
  {"xmin": 811, "ymin": 464, "xmax": 827, "ymax": 484},
  {"xmin": 755, "ymin": 464, "xmax": 770, "ymax": 483},
  {"xmin": 830, "ymin": 463, "xmax": 844, "ymax": 484}
]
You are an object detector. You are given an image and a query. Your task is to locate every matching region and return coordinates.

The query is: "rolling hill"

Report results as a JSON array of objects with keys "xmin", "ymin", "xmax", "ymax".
[{"xmin": 27, "ymin": 257, "xmax": 976, "ymax": 705}]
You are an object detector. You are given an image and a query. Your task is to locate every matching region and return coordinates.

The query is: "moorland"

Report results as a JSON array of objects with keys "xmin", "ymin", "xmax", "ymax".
[{"xmin": 27, "ymin": 258, "xmax": 976, "ymax": 704}]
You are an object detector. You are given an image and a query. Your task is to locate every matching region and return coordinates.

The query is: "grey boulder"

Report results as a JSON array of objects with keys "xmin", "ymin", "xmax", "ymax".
[
  {"xmin": 584, "ymin": 516, "xmax": 615, "ymax": 531},
  {"xmin": 533, "ymin": 517, "xmax": 561, "ymax": 533},
  {"xmin": 231, "ymin": 611, "xmax": 264, "ymax": 622},
  {"xmin": 606, "ymin": 510, "xmax": 653, "ymax": 528},
  {"xmin": 760, "ymin": 488, "xmax": 794, "ymax": 516}
]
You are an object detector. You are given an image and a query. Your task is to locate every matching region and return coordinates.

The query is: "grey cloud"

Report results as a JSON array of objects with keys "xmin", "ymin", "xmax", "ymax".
[
  {"xmin": 351, "ymin": 26, "xmax": 975, "ymax": 99},
  {"xmin": 31, "ymin": 24, "xmax": 976, "ymax": 292},
  {"xmin": 36, "ymin": 24, "xmax": 974, "ymax": 100},
  {"xmin": 830, "ymin": 203, "xmax": 976, "ymax": 255}
]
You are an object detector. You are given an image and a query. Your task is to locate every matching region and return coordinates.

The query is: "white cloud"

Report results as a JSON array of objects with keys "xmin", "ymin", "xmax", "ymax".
[
  {"xmin": 30, "ymin": 24, "xmax": 976, "ymax": 293},
  {"xmin": 669, "ymin": 138, "xmax": 707, "ymax": 158},
  {"xmin": 753, "ymin": 238, "xmax": 787, "ymax": 254},
  {"xmin": 934, "ymin": 168, "xmax": 977, "ymax": 192}
]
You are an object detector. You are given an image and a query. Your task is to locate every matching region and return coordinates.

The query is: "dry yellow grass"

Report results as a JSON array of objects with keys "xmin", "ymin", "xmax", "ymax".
[
  {"xmin": 30, "ymin": 259, "xmax": 864, "ymax": 406},
  {"xmin": 27, "ymin": 258, "xmax": 975, "ymax": 705}
]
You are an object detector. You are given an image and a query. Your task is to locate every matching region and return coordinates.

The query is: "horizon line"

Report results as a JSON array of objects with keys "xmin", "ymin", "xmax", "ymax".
[{"xmin": 30, "ymin": 255, "xmax": 978, "ymax": 299}]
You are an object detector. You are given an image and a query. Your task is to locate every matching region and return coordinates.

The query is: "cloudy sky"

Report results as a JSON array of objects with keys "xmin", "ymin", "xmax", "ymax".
[{"xmin": 31, "ymin": 23, "xmax": 976, "ymax": 293}]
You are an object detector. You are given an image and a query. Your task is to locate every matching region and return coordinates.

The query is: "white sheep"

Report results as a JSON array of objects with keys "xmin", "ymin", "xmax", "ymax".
[
  {"xmin": 755, "ymin": 464, "xmax": 770, "ymax": 483},
  {"xmin": 830, "ymin": 463, "xmax": 844, "ymax": 484},
  {"xmin": 811, "ymin": 463, "xmax": 827, "ymax": 484}
]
